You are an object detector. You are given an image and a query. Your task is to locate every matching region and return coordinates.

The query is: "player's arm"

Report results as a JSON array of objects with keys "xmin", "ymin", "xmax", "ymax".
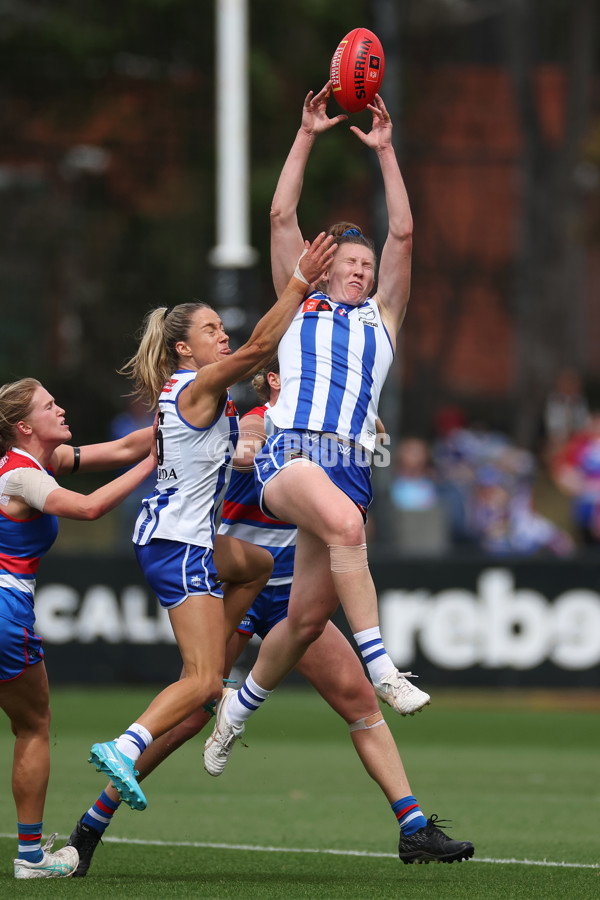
[
  {"xmin": 4, "ymin": 442, "xmax": 156, "ymax": 521},
  {"xmin": 271, "ymin": 82, "xmax": 346, "ymax": 298},
  {"xmin": 232, "ymin": 413, "xmax": 267, "ymax": 472},
  {"xmin": 43, "ymin": 451, "xmax": 157, "ymax": 520},
  {"xmin": 351, "ymin": 95, "xmax": 413, "ymax": 337},
  {"xmin": 188, "ymin": 233, "xmax": 337, "ymax": 407},
  {"xmin": 51, "ymin": 426, "xmax": 154, "ymax": 476}
]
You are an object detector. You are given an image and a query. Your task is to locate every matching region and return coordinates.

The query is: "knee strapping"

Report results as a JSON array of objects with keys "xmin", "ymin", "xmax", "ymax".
[
  {"xmin": 348, "ymin": 711, "xmax": 384, "ymax": 733},
  {"xmin": 328, "ymin": 543, "xmax": 368, "ymax": 573}
]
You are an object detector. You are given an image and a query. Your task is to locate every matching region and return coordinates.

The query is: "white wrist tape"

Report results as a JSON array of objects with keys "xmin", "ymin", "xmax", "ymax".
[
  {"xmin": 293, "ymin": 248, "xmax": 309, "ymax": 285},
  {"xmin": 0, "ymin": 468, "xmax": 59, "ymax": 512}
]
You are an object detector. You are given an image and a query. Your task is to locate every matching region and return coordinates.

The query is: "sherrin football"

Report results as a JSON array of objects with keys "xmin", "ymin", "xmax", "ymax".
[{"xmin": 330, "ymin": 28, "xmax": 385, "ymax": 114}]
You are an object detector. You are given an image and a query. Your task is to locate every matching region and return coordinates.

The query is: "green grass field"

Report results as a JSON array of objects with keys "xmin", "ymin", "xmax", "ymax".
[{"xmin": 1, "ymin": 686, "xmax": 598, "ymax": 898}]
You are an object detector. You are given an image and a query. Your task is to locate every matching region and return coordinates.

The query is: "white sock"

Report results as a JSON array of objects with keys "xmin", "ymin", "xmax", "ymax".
[
  {"xmin": 113, "ymin": 723, "xmax": 153, "ymax": 763},
  {"xmin": 227, "ymin": 672, "xmax": 272, "ymax": 727},
  {"xmin": 353, "ymin": 626, "xmax": 395, "ymax": 683}
]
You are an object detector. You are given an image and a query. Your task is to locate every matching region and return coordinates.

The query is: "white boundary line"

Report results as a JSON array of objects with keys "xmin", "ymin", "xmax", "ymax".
[{"xmin": 2, "ymin": 834, "xmax": 597, "ymax": 869}]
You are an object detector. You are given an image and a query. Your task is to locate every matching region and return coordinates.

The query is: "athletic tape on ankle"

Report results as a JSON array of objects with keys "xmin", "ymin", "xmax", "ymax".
[
  {"xmin": 328, "ymin": 543, "xmax": 368, "ymax": 573},
  {"xmin": 349, "ymin": 711, "xmax": 384, "ymax": 732}
]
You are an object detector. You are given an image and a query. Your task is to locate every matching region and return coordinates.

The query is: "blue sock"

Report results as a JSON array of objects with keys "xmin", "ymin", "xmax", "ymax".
[
  {"xmin": 17, "ymin": 821, "xmax": 43, "ymax": 863},
  {"xmin": 392, "ymin": 796, "xmax": 428, "ymax": 835},
  {"xmin": 82, "ymin": 790, "xmax": 121, "ymax": 835}
]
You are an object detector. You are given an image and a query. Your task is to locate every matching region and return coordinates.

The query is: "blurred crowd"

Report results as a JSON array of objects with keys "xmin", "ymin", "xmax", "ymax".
[{"xmin": 388, "ymin": 369, "xmax": 600, "ymax": 558}]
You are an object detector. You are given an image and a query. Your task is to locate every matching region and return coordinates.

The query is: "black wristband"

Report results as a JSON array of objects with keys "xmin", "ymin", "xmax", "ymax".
[{"xmin": 71, "ymin": 446, "xmax": 81, "ymax": 474}]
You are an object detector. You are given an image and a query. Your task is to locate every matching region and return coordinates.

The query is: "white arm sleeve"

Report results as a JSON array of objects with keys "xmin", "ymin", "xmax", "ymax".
[{"xmin": 0, "ymin": 468, "xmax": 60, "ymax": 512}]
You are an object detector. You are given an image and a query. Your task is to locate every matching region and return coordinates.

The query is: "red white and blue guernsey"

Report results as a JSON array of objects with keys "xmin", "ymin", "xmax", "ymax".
[
  {"xmin": 218, "ymin": 404, "xmax": 296, "ymax": 586},
  {"xmin": 267, "ymin": 292, "xmax": 394, "ymax": 453},
  {"xmin": 132, "ymin": 370, "xmax": 239, "ymax": 549},
  {"xmin": 0, "ymin": 448, "xmax": 59, "ymax": 630}
]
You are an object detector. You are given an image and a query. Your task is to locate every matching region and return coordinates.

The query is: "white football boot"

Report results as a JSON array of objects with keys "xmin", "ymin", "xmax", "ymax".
[
  {"xmin": 204, "ymin": 687, "xmax": 246, "ymax": 776},
  {"xmin": 374, "ymin": 670, "xmax": 431, "ymax": 716},
  {"xmin": 14, "ymin": 833, "xmax": 79, "ymax": 879}
]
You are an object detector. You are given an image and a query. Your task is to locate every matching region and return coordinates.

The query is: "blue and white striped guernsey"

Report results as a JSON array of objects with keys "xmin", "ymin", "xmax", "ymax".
[
  {"xmin": 133, "ymin": 370, "xmax": 239, "ymax": 549},
  {"xmin": 267, "ymin": 292, "xmax": 394, "ymax": 452},
  {"xmin": 218, "ymin": 404, "xmax": 296, "ymax": 586}
]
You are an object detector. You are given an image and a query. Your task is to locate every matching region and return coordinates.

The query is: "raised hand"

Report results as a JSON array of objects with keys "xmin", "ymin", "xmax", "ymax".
[
  {"xmin": 300, "ymin": 81, "xmax": 348, "ymax": 136},
  {"xmin": 349, "ymin": 94, "xmax": 392, "ymax": 152},
  {"xmin": 298, "ymin": 232, "xmax": 337, "ymax": 286}
]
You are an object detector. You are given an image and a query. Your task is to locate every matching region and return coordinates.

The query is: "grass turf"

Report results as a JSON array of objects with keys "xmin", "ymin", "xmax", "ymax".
[{"xmin": 1, "ymin": 686, "xmax": 598, "ymax": 898}]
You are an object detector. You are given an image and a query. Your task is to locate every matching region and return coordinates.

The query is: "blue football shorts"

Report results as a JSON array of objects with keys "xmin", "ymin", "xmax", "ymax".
[
  {"xmin": 254, "ymin": 429, "xmax": 373, "ymax": 520},
  {"xmin": 135, "ymin": 538, "xmax": 224, "ymax": 610},
  {"xmin": 236, "ymin": 581, "xmax": 292, "ymax": 640},
  {"xmin": 0, "ymin": 612, "xmax": 44, "ymax": 682}
]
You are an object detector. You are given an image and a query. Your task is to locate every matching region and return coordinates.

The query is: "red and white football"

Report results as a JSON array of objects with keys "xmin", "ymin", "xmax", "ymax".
[{"xmin": 330, "ymin": 28, "xmax": 385, "ymax": 114}]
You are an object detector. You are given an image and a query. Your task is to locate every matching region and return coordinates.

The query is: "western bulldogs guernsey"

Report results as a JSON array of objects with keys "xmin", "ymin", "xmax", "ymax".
[
  {"xmin": 267, "ymin": 292, "xmax": 394, "ymax": 452},
  {"xmin": 133, "ymin": 370, "xmax": 239, "ymax": 549},
  {"xmin": 218, "ymin": 404, "xmax": 296, "ymax": 585},
  {"xmin": 0, "ymin": 448, "xmax": 59, "ymax": 627}
]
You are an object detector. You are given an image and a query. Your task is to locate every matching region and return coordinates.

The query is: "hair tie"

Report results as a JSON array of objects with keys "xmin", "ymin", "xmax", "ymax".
[
  {"xmin": 163, "ymin": 308, "xmax": 171, "ymax": 321},
  {"xmin": 341, "ymin": 227, "xmax": 361, "ymax": 237}
]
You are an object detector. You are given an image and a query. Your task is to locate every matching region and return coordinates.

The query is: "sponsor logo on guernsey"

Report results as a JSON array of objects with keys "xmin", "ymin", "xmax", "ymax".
[
  {"xmin": 303, "ymin": 298, "xmax": 332, "ymax": 313},
  {"xmin": 157, "ymin": 467, "xmax": 177, "ymax": 480},
  {"xmin": 358, "ymin": 306, "xmax": 378, "ymax": 327},
  {"xmin": 162, "ymin": 379, "xmax": 177, "ymax": 394}
]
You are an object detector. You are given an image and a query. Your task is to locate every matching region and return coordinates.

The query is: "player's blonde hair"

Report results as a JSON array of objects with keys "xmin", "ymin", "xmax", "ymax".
[
  {"xmin": 0, "ymin": 377, "xmax": 41, "ymax": 456},
  {"xmin": 119, "ymin": 302, "xmax": 211, "ymax": 408}
]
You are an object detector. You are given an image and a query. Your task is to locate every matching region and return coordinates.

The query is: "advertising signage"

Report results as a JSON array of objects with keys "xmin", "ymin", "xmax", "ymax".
[{"xmin": 37, "ymin": 554, "xmax": 600, "ymax": 687}]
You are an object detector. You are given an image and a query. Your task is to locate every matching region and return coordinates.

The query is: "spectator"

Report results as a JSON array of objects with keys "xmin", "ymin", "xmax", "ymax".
[
  {"xmin": 389, "ymin": 437, "xmax": 449, "ymax": 556},
  {"xmin": 431, "ymin": 411, "xmax": 573, "ymax": 557},
  {"xmin": 390, "ymin": 438, "xmax": 438, "ymax": 512},
  {"xmin": 542, "ymin": 368, "xmax": 589, "ymax": 459},
  {"xmin": 551, "ymin": 409, "xmax": 600, "ymax": 546},
  {"xmin": 471, "ymin": 452, "xmax": 573, "ymax": 557}
]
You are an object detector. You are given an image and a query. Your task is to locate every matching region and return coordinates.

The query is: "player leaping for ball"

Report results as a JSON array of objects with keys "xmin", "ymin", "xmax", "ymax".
[{"xmin": 207, "ymin": 81, "xmax": 430, "ymax": 732}]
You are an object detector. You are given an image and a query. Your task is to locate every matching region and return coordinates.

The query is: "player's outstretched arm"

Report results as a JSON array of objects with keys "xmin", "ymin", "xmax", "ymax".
[
  {"xmin": 270, "ymin": 82, "xmax": 346, "ymax": 298},
  {"xmin": 191, "ymin": 232, "xmax": 337, "ymax": 403},
  {"xmin": 351, "ymin": 94, "xmax": 413, "ymax": 337}
]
